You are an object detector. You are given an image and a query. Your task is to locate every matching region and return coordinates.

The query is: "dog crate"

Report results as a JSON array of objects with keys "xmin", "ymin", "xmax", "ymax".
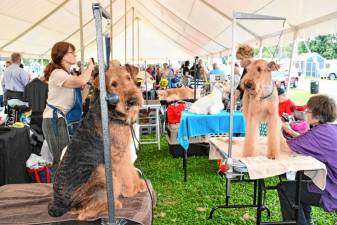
[
  {"xmin": 166, "ymin": 123, "xmax": 209, "ymax": 158},
  {"xmin": 167, "ymin": 136, "xmax": 209, "ymax": 158}
]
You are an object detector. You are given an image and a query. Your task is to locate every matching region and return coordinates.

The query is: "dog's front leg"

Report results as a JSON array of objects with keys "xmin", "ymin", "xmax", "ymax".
[
  {"xmin": 267, "ymin": 116, "xmax": 281, "ymax": 159},
  {"xmin": 243, "ymin": 114, "xmax": 259, "ymax": 157}
]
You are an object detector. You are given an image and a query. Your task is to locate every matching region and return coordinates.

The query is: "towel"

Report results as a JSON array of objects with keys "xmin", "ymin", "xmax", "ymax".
[{"xmin": 209, "ymin": 137, "xmax": 327, "ymax": 190}]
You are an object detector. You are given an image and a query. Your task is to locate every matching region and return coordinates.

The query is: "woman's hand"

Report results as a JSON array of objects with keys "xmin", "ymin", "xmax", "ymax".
[
  {"xmin": 87, "ymin": 59, "xmax": 95, "ymax": 71},
  {"xmin": 282, "ymin": 122, "xmax": 300, "ymax": 138}
]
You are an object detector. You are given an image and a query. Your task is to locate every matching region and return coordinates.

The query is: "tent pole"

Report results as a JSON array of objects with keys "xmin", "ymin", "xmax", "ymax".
[
  {"xmin": 258, "ymin": 40, "xmax": 263, "ymax": 58},
  {"xmin": 137, "ymin": 18, "xmax": 140, "ymax": 67},
  {"xmin": 79, "ymin": 0, "xmax": 84, "ymax": 72},
  {"xmin": 132, "ymin": 7, "xmax": 135, "ymax": 65},
  {"xmin": 110, "ymin": 0, "xmax": 113, "ymax": 60},
  {"xmin": 92, "ymin": 4, "xmax": 118, "ymax": 225},
  {"xmin": 145, "ymin": 60, "xmax": 148, "ymax": 105},
  {"xmin": 286, "ymin": 30, "xmax": 298, "ymax": 95},
  {"xmin": 225, "ymin": 13, "xmax": 237, "ymax": 203},
  {"xmin": 135, "ymin": 1, "xmax": 210, "ymax": 55},
  {"xmin": 124, "ymin": 0, "xmax": 127, "ymax": 64}
]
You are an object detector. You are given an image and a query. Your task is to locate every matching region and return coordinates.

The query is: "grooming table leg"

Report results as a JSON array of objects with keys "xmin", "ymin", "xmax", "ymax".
[{"xmin": 183, "ymin": 151, "xmax": 187, "ymax": 182}]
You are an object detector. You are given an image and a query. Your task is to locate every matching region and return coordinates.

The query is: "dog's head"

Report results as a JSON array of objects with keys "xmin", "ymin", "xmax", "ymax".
[
  {"xmin": 103, "ymin": 64, "xmax": 143, "ymax": 125},
  {"xmin": 213, "ymin": 81, "xmax": 230, "ymax": 99},
  {"xmin": 240, "ymin": 59, "xmax": 279, "ymax": 96},
  {"xmin": 157, "ymin": 90, "xmax": 168, "ymax": 100}
]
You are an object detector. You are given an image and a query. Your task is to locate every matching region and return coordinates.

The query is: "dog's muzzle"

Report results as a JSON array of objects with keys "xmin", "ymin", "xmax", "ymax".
[
  {"xmin": 106, "ymin": 93, "xmax": 119, "ymax": 106},
  {"xmin": 244, "ymin": 81, "xmax": 254, "ymax": 90}
]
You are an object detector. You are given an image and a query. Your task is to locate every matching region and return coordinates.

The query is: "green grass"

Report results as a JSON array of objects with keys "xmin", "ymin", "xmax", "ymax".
[
  {"xmin": 288, "ymin": 90, "xmax": 312, "ymax": 105},
  {"xmin": 136, "ymin": 136, "xmax": 337, "ymax": 225}
]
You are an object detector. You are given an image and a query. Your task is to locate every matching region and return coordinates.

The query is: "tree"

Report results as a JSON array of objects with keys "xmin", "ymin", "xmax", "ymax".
[{"xmin": 298, "ymin": 34, "xmax": 337, "ymax": 59}]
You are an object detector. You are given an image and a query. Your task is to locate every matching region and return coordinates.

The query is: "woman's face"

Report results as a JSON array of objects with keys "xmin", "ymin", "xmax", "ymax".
[
  {"xmin": 62, "ymin": 47, "xmax": 76, "ymax": 65},
  {"xmin": 306, "ymin": 108, "xmax": 320, "ymax": 126}
]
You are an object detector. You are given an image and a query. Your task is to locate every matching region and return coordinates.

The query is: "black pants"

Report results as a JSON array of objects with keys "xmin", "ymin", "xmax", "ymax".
[{"xmin": 277, "ymin": 180, "xmax": 321, "ymax": 225}]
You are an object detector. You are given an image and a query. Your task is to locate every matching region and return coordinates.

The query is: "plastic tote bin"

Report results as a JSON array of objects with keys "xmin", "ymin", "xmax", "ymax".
[{"xmin": 310, "ymin": 80, "xmax": 319, "ymax": 94}]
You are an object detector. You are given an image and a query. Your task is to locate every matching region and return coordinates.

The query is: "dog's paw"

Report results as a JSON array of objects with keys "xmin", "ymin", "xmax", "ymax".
[
  {"xmin": 267, "ymin": 152, "xmax": 280, "ymax": 160},
  {"xmin": 48, "ymin": 203, "xmax": 69, "ymax": 217},
  {"xmin": 138, "ymin": 179, "xmax": 147, "ymax": 193}
]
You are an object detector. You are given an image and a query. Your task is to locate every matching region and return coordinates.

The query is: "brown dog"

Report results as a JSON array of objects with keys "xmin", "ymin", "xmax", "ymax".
[
  {"xmin": 240, "ymin": 59, "xmax": 284, "ymax": 159},
  {"xmin": 48, "ymin": 65, "xmax": 146, "ymax": 220},
  {"xmin": 158, "ymin": 87, "xmax": 195, "ymax": 101}
]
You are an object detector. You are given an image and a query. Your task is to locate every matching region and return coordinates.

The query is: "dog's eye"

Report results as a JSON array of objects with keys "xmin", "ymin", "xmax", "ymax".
[
  {"xmin": 257, "ymin": 66, "xmax": 262, "ymax": 73},
  {"xmin": 127, "ymin": 76, "xmax": 131, "ymax": 81},
  {"xmin": 111, "ymin": 81, "xmax": 118, "ymax": 87}
]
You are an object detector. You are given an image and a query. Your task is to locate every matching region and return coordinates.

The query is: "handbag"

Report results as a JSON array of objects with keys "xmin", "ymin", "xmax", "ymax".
[{"xmin": 27, "ymin": 165, "xmax": 51, "ymax": 183}]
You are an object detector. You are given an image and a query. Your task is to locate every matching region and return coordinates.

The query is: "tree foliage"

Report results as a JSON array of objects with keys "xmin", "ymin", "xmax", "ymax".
[{"xmin": 298, "ymin": 34, "xmax": 337, "ymax": 59}]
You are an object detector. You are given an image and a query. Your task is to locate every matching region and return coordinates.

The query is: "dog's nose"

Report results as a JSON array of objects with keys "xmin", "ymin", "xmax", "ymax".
[
  {"xmin": 126, "ymin": 98, "xmax": 137, "ymax": 107},
  {"xmin": 244, "ymin": 81, "xmax": 253, "ymax": 89}
]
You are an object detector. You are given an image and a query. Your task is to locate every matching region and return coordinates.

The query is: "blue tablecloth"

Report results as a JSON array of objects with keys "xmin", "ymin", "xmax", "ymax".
[{"xmin": 177, "ymin": 110, "xmax": 246, "ymax": 150}]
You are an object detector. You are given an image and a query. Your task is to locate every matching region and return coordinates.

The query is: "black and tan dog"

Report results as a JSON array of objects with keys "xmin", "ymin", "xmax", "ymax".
[{"xmin": 48, "ymin": 65, "xmax": 146, "ymax": 220}]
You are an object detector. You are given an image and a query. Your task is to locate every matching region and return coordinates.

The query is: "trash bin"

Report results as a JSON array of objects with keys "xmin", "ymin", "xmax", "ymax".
[{"xmin": 310, "ymin": 80, "xmax": 319, "ymax": 94}]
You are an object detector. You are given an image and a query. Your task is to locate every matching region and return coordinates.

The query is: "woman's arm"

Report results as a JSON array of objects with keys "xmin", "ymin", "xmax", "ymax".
[
  {"xmin": 63, "ymin": 61, "xmax": 94, "ymax": 88},
  {"xmin": 282, "ymin": 122, "xmax": 301, "ymax": 137}
]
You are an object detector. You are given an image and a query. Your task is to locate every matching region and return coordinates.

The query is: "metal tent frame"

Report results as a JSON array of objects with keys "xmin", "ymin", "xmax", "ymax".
[
  {"xmin": 92, "ymin": 3, "xmax": 119, "ymax": 225},
  {"xmin": 208, "ymin": 12, "xmax": 305, "ymax": 225}
]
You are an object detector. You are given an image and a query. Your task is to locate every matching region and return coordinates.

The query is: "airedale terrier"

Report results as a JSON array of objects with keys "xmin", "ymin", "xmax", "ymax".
[
  {"xmin": 240, "ymin": 59, "xmax": 286, "ymax": 159},
  {"xmin": 48, "ymin": 64, "xmax": 146, "ymax": 220}
]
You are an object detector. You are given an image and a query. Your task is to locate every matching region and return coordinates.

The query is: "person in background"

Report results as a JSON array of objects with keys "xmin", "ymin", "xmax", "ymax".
[
  {"xmin": 162, "ymin": 63, "xmax": 174, "ymax": 88},
  {"xmin": 278, "ymin": 87, "xmax": 306, "ymax": 117},
  {"xmin": 236, "ymin": 44, "xmax": 255, "ymax": 101},
  {"xmin": 42, "ymin": 41, "xmax": 94, "ymax": 171},
  {"xmin": 198, "ymin": 59, "xmax": 208, "ymax": 81},
  {"xmin": 279, "ymin": 95, "xmax": 337, "ymax": 225},
  {"xmin": 0, "ymin": 61, "xmax": 12, "ymax": 107},
  {"xmin": 183, "ymin": 61, "xmax": 190, "ymax": 76},
  {"xmin": 2, "ymin": 53, "xmax": 30, "ymax": 103},
  {"xmin": 209, "ymin": 63, "xmax": 225, "ymax": 75}
]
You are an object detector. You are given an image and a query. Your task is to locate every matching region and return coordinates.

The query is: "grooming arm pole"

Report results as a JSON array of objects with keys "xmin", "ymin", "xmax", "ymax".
[{"xmin": 92, "ymin": 3, "xmax": 117, "ymax": 225}]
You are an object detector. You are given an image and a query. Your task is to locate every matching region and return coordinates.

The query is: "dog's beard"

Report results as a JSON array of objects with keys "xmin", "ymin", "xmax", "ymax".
[{"xmin": 108, "ymin": 105, "xmax": 139, "ymax": 125}]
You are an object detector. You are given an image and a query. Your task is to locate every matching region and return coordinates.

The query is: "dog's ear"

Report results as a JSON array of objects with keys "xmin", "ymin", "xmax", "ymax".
[
  {"xmin": 125, "ymin": 64, "xmax": 139, "ymax": 80},
  {"xmin": 241, "ymin": 59, "xmax": 252, "ymax": 68},
  {"xmin": 267, "ymin": 61, "xmax": 280, "ymax": 71}
]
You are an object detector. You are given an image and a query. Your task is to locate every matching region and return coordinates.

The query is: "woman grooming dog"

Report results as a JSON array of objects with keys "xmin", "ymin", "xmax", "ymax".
[
  {"xmin": 279, "ymin": 95, "xmax": 337, "ymax": 225},
  {"xmin": 42, "ymin": 41, "xmax": 94, "ymax": 170}
]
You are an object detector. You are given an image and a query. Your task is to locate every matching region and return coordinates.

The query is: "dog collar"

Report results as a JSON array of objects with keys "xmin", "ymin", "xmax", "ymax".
[{"xmin": 260, "ymin": 82, "xmax": 275, "ymax": 101}]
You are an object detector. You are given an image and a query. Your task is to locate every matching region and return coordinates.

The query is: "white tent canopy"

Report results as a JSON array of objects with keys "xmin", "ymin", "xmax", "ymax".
[{"xmin": 0, "ymin": 0, "xmax": 336, "ymax": 62}]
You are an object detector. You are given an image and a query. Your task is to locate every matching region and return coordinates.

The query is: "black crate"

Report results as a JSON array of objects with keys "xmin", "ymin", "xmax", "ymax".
[{"xmin": 168, "ymin": 142, "xmax": 209, "ymax": 158}]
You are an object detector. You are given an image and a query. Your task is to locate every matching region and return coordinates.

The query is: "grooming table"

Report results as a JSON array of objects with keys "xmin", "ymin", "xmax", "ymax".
[
  {"xmin": 0, "ymin": 181, "xmax": 156, "ymax": 225},
  {"xmin": 208, "ymin": 137, "xmax": 327, "ymax": 225},
  {"xmin": 177, "ymin": 110, "xmax": 246, "ymax": 181}
]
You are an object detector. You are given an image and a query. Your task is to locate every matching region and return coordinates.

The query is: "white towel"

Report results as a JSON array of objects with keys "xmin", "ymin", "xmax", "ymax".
[{"xmin": 209, "ymin": 137, "xmax": 327, "ymax": 190}]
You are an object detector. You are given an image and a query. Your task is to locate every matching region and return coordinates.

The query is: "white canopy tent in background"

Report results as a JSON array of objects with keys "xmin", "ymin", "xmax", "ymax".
[{"xmin": 0, "ymin": 0, "xmax": 336, "ymax": 63}]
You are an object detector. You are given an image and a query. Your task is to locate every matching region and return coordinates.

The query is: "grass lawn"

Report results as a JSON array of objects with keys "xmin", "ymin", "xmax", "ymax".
[
  {"xmin": 288, "ymin": 89, "xmax": 312, "ymax": 105},
  {"xmin": 136, "ymin": 136, "xmax": 337, "ymax": 225}
]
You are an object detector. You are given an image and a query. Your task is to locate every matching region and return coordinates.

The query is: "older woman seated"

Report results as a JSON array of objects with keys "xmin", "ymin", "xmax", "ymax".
[{"xmin": 279, "ymin": 95, "xmax": 337, "ymax": 225}]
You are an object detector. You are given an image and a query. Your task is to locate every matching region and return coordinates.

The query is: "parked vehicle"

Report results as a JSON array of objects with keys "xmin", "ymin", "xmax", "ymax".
[
  {"xmin": 320, "ymin": 61, "xmax": 337, "ymax": 80},
  {"xmin": 272, "ymin": 70, "xmax": 299, "ymax": 89}
]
